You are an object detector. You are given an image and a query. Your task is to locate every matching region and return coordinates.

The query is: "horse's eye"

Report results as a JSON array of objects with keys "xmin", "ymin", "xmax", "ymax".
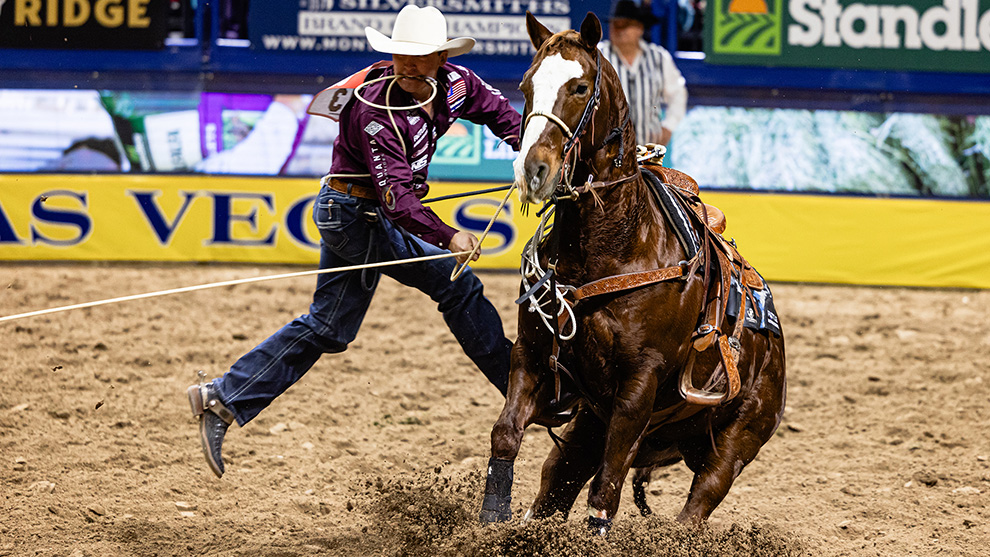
[{"xmin": 575, "ymin": 84, "xmax": 589, "ymax": 95}]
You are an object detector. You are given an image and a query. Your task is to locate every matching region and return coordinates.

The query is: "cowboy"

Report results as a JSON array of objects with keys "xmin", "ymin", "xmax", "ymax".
[
  {"xmin": 597, "ymin": 0, "xmax": 688, "ymax": 147},
  {"xmin": 187, "ymin": 5, "xmax": 522, "ymax": 478}
]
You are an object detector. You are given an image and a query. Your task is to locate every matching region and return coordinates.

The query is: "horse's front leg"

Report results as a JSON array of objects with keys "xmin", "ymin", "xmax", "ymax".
[
  {"xmin": 586, "ymin": 372, "xmax": 657, "ymax": 534},
  {"xmin": 480, "ymin": 340, "xmax": 548, "ymax": 523}
]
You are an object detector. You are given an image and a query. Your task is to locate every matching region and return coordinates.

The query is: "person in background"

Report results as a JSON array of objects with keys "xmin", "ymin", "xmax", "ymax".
[
  {"xmin": 41, "ymin": 138, "xmax": 122, "ymax": 172},
  {"xmin": 598, "ymin": 0, "xmax": 688, "ymax": 147},
  {"xmin": 186, "ymin": 5, "xmax": 521, "ymax": 479},
  {"xmin": 678, "ymin": 0, "xmax": 705, "ymax": 52}
]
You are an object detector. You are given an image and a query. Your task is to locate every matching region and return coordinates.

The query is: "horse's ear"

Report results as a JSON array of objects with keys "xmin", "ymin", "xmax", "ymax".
[
  {"xmin": 526, "ymin": 11, "xmax": 554, "ymax": 50},
  {"xmin": 579, "ymin": 12, "xmax": 602, "ymax": 49}
]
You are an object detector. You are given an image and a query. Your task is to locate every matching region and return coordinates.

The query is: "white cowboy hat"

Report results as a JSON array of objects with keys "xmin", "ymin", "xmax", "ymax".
[{"xmin": 365, "ymin": 5, "xmax": 475, "ymax": 57}]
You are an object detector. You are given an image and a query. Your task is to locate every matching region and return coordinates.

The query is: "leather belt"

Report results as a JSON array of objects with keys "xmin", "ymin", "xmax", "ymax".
[{"xmin": 325, "ymin": 177, "xmax": 378, "ymax": 201}]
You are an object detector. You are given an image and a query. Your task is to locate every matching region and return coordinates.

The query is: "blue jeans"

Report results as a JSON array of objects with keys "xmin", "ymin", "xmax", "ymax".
[{"xmin": 214, "ymin": 185, "xmax": 512, "ymax": 425}]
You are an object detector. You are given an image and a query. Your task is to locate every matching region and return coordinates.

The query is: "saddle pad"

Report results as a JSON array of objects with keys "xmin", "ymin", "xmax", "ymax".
[
  {"xmin": 727, "ymin": 273, "xmax": 782, "ymax": 335},
  {"xmin": 641, "ymin": 167, "xmax": 700, "ymax": 259}
]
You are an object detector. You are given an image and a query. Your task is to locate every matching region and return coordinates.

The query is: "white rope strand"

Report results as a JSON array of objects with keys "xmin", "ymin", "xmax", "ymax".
[
  {"xmin": 449, "ymin": 183, "xmax": 517, "ymax": 281},
  {"xmin": 0, "ymin": 251, "xmax": 471, "ymax": 325}
]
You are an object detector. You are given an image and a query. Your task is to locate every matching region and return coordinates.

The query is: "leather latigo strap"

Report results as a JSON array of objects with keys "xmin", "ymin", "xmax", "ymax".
[
  {"xmin": 328, "ymin": 178, "xmax": 378, "ymax": 200},
  {"xmin": 571, "ymin": 264, "xmax": 690, "ymax": 301}
]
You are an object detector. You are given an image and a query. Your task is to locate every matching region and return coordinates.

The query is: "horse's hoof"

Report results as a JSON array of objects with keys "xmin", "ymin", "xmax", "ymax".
[
  {"xmin": 588, "ymin": 516, "xmax": 612, "ymax": 536},
  {"xmin": 479, "ymin": 506, "xmax": 511, "ymax": 524}
]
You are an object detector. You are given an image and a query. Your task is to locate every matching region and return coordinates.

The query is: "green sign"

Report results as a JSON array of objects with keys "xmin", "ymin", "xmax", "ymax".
[
  {"xmin": 706, "ymin": 0, "xmax": 990, "ymax": 73},
  {"xmin": 712, "ymin": 0, "xmax": 784, "ymax": 55}
]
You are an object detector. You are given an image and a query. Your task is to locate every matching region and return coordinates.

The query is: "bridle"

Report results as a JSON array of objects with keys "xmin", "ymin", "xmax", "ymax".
[
  {"xmin": 524, "ymin": 49, "xmax": 604, "ymax": 160},
  {"xmin": 521, "ymin": 48, "xmax": 631, "ymax": 200}
]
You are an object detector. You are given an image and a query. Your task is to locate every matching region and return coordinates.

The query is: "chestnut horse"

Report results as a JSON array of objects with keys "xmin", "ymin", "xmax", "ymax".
[{"xmin": 478, "ymin": 12, "xmax": 786, "ymax": 533}]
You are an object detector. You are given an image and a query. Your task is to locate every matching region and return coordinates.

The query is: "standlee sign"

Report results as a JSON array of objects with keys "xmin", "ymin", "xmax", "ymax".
[{"xmin": 705, "ymin": 0, "xmax": 990, "ymax": 73}]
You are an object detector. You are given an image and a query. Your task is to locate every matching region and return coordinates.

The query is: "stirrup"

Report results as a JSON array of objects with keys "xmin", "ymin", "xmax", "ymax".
[{"xmin": 678, "ymin": 337, "xmax": 741, "ymax": 406}]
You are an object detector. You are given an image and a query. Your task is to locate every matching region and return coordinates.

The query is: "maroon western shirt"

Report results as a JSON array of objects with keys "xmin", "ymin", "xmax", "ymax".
[{"xmin": 328, "ymin": 62, "xmax": 521, "ymax": 249}]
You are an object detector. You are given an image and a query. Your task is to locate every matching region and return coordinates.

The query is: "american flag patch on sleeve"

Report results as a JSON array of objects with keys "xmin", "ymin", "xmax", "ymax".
[{"xmin": 447, "ymin": 78, "xmax": 467, "ymax": 112}]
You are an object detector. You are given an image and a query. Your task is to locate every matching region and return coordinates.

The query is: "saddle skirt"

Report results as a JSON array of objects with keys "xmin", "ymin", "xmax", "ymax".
[
  {"xmin": 639, "ymin": 164, "xmax": 782, "ymax": 409},
  {"xmin": 639, "ymin": 163, "xmax": 780, "ymax": 335}
]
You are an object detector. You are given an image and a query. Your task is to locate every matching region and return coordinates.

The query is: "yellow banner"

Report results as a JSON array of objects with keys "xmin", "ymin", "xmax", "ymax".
[
  {"xmin": 2, "ymin": 174, "xmax": 989, "ymax": 288},
  {"xmin": 0, "ymin": 174, "xmax": 538, "ymax": 268}
]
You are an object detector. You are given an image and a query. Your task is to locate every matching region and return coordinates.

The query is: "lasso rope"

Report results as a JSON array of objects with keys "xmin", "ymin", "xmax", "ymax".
[
  {"xmin": 518, "ymin": 205, "xmax": 577, "ymax": 341},
  {"xmin": 449, "ymin": 183, "xmax": 517, "ymax": 281},
  {"xmin": 0, "ymin": 251, "xmax": 471, "ymax": 324}
]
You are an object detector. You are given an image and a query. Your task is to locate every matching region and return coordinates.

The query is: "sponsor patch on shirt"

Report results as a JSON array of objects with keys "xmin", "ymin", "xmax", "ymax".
[
  {"xmin": 408, "ymin": 115, "xmax": 421, "ymax": 125},
  {"xmin": 447, "ymin": 77, "xmax": 467, "ymax": 112},
  {"xmin": 364, "ymin": 121, "xmax": 385, "ymax": 136},
  {"xmin": 412, "ymin": 124, "xmax": 429, "ymax": 145},
  {"xmin": 411, "ymin": 155, "xmax": 428, "ymax": 171}
]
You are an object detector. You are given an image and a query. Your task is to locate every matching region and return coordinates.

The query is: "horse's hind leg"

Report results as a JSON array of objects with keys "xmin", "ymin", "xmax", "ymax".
[
  {"xmin": 528, "ymin": 408, "xmax": 606, "ymax": 520},
  {"xmin": 631, "ymin": 467, "xmax": 654, "ymax": 516},
  {"xmin": 631, "ymin": 445, "xmax": 683, "ymax": 516},
  {"xmin": 676, "ymin": 357, "xmax": 785, "ymax": 524}
]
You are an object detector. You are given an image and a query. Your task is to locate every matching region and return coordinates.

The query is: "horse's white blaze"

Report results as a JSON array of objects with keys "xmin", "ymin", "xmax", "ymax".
[{"xmin": 513, "ymin": 53, "xmax": 584, "ymax": 190}]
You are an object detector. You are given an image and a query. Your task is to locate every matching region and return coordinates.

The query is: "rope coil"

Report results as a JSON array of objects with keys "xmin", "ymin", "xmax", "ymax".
[{"xmin": 518, "ymin": 205, "xmax": 577, "ymax": 341}]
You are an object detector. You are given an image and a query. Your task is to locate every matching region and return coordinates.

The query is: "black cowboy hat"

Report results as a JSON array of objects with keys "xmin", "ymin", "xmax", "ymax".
[{"xmin": 607, "ymin": 0, "xmax": 661, "ymax": 27}]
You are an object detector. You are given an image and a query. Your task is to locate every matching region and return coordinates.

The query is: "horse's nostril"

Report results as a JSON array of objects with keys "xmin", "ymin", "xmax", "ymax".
[
  {"xmin": 536, "ymin": 163, "xmax": 548, "ymax": 183},
  {"xmin": 525, "ymin": 161, "xmax": 549, "ymax": 192}
]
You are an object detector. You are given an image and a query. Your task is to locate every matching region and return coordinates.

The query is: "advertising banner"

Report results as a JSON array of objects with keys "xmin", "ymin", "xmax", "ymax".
[
  {"xmin": 705, "ymin": 0, "xmax": 990, "ymax": 73},
  {"xmin": 0, "ymin": 88, "xmax": 518, "ymax": 182},
  {"xmin": 248, "ymin": 0, "xmax": 574, "ymax": 58},
  {"xmin": 0, "ymin": 0, "xmax": 168, "ymax": 50},
  {"xmin": 0, "ymin": 175, "xmax": 539, "ymax": 269},
  {"xmin": 668, "ymin": 107, "xmax": 990, "ymax": 198},
  {"xmin": 3, "ymin": 174, "xmax": 990, "ymax": 288}
]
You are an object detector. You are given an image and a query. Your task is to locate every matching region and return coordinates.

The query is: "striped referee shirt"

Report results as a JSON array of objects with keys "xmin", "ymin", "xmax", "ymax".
[{"xmin": 598, "ymin": 40, "xmax": 688, "ymax": 145}]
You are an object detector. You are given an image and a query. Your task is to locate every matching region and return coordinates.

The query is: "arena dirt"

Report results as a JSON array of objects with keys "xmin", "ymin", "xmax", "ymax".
[{"xmin": 1, "ymin": 264, "xmax": 987, "ymax": 556}]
